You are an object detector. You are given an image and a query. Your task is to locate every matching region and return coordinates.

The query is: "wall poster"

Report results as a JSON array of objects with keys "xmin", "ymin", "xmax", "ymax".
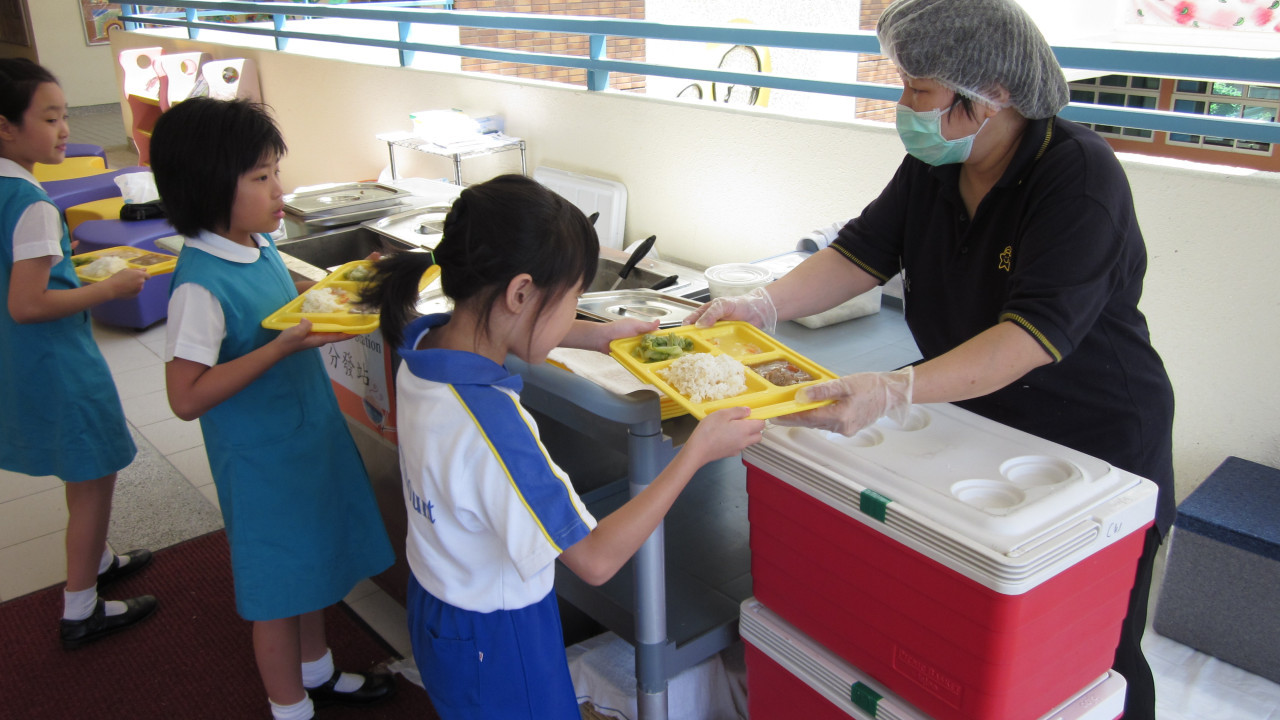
[{"xmin": 80, "ymin": 0, "xmax": 125, "ymax": 45}]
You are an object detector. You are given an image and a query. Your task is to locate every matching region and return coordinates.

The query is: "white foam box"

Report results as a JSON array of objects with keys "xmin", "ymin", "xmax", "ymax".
[
  {"xmin": 740, "ymin": 598, "xmax": 1126, "ymax": 720},
  {"xmin": 744, "ymin": 403, "xmax": 1157, "ymax": 720}
]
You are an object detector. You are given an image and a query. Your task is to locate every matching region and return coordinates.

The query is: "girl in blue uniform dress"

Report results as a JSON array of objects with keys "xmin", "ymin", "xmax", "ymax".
[
  {"xmin": 0, "ymin": 58, "xmax": 157, "ymax": 650},
  {"xmin": 150, "ymin": 98, "xmax": 395, "ymax": 720},
  {"xmin": 361, "ymin": 174, "xmax": 765, "ymax": 719}
]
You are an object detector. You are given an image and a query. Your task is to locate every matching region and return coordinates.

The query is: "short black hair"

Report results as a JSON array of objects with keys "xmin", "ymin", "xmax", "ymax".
[
  {"xmin": 949, "ymin": 92, "xmax": 977, "ymax": 122},
  {"xmin": 0, "ymin": 58, "xmax": 58, "ymax": 126},
  {"xmin": 363, "ymin": 174, "xmax": 599, "ymax": 352},
  {"xmin": 149, "ymin": 98, "xmax": 287, "ymax": 237}
]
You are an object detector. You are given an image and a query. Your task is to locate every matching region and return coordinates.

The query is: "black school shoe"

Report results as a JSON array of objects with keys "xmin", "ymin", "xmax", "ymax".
[
  {"xmin": 96, "ymin": 549, "xmax": 153, "ymax": 589},
  {"xmin": 60, "ymin": 595, "xmax": 158, "ymax": 650},
  {"xmin": 308, "ymin": 670, "xmax": 397, "ymax": 706}
]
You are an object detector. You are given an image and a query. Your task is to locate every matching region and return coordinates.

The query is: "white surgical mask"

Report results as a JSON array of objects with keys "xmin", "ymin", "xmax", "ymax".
[{"xmin": 895, "ymin": 104, "xmax": 988, "ymax": 166}]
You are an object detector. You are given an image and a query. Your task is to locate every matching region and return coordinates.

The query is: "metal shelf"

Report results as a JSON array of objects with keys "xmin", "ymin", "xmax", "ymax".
[{"xmin": 376, "ymin": 130, "xmax": 527, "ymax": 185}]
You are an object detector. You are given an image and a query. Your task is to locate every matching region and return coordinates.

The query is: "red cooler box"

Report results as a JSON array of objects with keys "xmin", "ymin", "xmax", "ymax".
[
  {"xmin": 743, "ymin": 403, "xmax": 1156, "ymax": 720},
  {"xmin": 740, "ymin": 598, "xmax": 1127, "ymax": 720}
]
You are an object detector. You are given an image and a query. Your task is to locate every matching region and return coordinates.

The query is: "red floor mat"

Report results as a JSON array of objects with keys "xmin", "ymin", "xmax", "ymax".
[{"xmin": 0, "ymin": 530, "xmax": 438, "ymax": 719}]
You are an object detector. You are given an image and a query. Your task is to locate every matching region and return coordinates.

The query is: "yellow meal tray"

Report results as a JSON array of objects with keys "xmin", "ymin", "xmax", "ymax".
[
  {"xmin": 609, "ymin": 321, "xmax": 837, "ymax": 420},
  {"xmin": 72, "ymin": 246, "xmax": 177, "ymax": 283},
  {"xmin": 261, "ymin": 260, "xmax": 441, "ymax": 335}
]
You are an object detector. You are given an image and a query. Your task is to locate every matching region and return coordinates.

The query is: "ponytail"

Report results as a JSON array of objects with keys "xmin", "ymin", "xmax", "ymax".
[
  {"xmin": 362, "ymin": 251, "xmax": 437, "ymax": 353},
  {"xmin": 362, "ymin": 173, "xmax": 598, "ymax": 354}
]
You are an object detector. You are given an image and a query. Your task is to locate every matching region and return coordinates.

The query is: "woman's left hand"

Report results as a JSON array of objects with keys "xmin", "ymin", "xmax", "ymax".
[{"xmin": 773, "ymin": 367, "xmax": 914, "ymax": 436}]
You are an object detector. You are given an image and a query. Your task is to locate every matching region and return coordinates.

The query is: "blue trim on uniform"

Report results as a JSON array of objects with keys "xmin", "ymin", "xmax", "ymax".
[
  {"xmin": 451, "ymin": 382, "xmax": 592, "ymax": 553},
  {"xmin": 399, "ymin": 313, "xmax": 523, "ymax": 392}
]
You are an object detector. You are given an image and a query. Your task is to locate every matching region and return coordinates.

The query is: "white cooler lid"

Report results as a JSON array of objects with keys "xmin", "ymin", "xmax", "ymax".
[
  {"xmin": 745, "ymin": 403, "xmax": 1157, "ymax": 592},
  {"xmin": 740, "ymin": 597, "xmax": 1128, "ymax": 720}
]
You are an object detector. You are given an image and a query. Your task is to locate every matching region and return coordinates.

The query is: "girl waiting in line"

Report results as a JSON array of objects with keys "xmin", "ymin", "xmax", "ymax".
[
  {"xmin": 362, "ymin": 173, "xmax": 765, "ymax": 719},
  {"xmin": 150, "ymin": 98, "xmax": 396, "ymax": 720},
  {"xmin": 0, "ymin": 58, "xmax": 157, "ymax": 650}
]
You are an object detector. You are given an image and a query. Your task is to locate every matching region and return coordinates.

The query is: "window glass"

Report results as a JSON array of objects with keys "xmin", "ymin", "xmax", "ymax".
[
  {"xmin": 1070, "ymin": 89, "xmax": 1096, "ymax": 103},
  {"xmin": 1095, "ymin": 124, "xmax": 1121, "ymax": 134},
  {"xmin": 1176, "ymin": 80, "xmax": 1208, "ymax": 94},
  {"xmin": 1131, "ymin": 76, "xmax": 1161, "ymax": 90},
  {"xmin": 1169, "ymin": 133, "xmax": 1200, "ymax": 143},
  {"xmin": 1098, "ymin": 92, "xmax": 1127, "ymax": 107},
  {"xmin": 1208, "ymin": 102, "xmax": 1242, "ymax": 118},
  {"xmin": 1122, "ymin": 128, "xmax": 1153, "ymax": 139},
  {"xmin": 1127, "ymin": 95, "xmax": 1157, "ymax": 109},
  {"xmin": 1244, "ymin": 105, "xmax": 1278, "ymax": 122},
  {"xmin": 1212, "ymin": 82, "xmax": 1246, "ymax": 98},
  {"xmin": 1204, "ymin": 136, "xmax": 1234, "ymax": 147},
  {"xmin": 1174, "ymin": 99, "xmax": 1206, "ymax": 114},
  {"xmin": 1237, "ymin": 141, "xmax": 1272, "ymax": 152},
  {"xmin": 1100, "ymin": 75, "xmax": 1128, "ymax": 87},
  {"xmin": 1247, "ymin": 86, "xmax": 1280, "ymax": 101},
  {"xmin": 1076, "ymin": 77, "xmax": 1097, "ymax": 86}
]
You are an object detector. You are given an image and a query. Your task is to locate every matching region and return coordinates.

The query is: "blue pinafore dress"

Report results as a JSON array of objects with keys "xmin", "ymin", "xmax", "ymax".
[
  {"xmin": 0, "ymin": 177, "xmax": 135, "ymax": 482},
  {"xmin": 170, "ymin": 235, "xmax": 393, "ymax": 620}
]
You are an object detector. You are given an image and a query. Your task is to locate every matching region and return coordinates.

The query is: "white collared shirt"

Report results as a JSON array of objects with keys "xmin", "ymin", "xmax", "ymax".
[
  {"xmin": 1, "ymin": 158, "xmax": 62, "ymax": 268},
  {"xmin": 164, "ymin": 230, "xmax": 270, "ymax": 367}
]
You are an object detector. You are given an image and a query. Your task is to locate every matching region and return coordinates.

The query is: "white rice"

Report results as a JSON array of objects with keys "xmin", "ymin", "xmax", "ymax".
[
  {"xmin": 80, "ymin": 256, "xmax": 130, "ymax": 279},
  {"xmin": 657, "ymin": 353, "xmax": 747, "ymax": 403},
  {"xmin": 301, "ymin": 287, "xmax": 350, "ymax": 313}
]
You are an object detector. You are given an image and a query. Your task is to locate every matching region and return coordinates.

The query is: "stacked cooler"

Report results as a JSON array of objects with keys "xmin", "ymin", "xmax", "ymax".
[{"xmin": 740, "ymin": 403, "xmax": 1158, "ymax": 720}]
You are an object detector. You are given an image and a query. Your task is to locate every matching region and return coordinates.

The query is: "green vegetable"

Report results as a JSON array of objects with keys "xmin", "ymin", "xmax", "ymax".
[
  {"xmin": 344, "ymin": 265, "xmax": 373, "ymax": 281},
  {"xmin": 632, "ymin": 333, "xmax": 694, "ymax": 363}
]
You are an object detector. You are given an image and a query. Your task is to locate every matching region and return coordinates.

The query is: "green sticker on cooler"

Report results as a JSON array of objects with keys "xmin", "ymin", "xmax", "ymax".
[
  {"xmin": 859, "ymin": 488, "xmax": 892, "ymax": 523},
  {"xmin": 850, "ymin": 681, "xmax": 883, "ymax": 716}
]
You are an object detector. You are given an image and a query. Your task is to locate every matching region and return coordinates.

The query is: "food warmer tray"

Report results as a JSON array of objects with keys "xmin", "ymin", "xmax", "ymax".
[
  {"xmin": 577, "ymin": 289, "xmax": 701, "ymax": 328},
  {"xmin": 283, "ymin": 182, "xmax": 418, "ymax": 219}
]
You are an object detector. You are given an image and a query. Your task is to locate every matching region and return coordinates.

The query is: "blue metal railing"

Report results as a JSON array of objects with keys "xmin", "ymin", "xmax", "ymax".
[{"xmin": 119, "ymin": 1, "xmax": 1280, "ymax": 143}]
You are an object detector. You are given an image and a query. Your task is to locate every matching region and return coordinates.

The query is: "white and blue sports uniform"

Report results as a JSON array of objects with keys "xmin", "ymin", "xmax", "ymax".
[{"xmin": 396, "ymin": 313, "xmax": 596, "ymax": 719}]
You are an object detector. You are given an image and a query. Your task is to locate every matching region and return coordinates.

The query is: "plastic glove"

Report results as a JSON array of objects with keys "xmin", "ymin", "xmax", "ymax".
[
  {"xmin": 684, "ymin": 287, "xmax": 778, "ymax": 334},
  {"xmin": 774, "ymin": 366, "xmax": 914, "ymax": 436}
]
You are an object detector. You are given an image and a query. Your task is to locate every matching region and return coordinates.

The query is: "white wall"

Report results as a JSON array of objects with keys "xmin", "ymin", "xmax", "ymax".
[
  {"xmin": 27, "ymin": 0, "xmax": 119, "ymax": 106},
  {"xmin": 109, "ymin": 30, "xmax": 1280, "ymax": 501}
]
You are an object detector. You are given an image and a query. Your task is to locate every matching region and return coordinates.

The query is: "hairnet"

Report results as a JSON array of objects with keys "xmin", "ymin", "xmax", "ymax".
[{"xmin": 877, "ymin": 0, "xmax": 1069, "ymax": 120}]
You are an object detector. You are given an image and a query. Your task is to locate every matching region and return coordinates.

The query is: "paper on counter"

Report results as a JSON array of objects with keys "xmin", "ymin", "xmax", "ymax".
[{"xmin": 548, "ymin": 347, "xmax": 661, "ymax": 398}]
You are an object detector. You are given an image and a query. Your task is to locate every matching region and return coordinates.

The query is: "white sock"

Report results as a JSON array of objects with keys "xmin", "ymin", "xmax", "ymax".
[
  {"xmin": 63, "ymin": 587, "xmax": 129, "ymax": 620},
  {"xmin": 98, "ymin": 547, "xmax": 115, "ymax": 574},
  {"xmin": 301, "ymin": 648, "xmax": 364, "ymax": 693},
  {"xmin": 269, "ymin": 696, "xmax": 314, "ymax": 720},
  {"xmin": 63, "ymin": 587, "xmax": 98, "ymax": 621}
]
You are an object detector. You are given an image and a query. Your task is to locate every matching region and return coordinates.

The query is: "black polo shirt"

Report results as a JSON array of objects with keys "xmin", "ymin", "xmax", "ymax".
[{"xmin": 833, "ymin": 117, "xmax": 1176, "ymax": 532}]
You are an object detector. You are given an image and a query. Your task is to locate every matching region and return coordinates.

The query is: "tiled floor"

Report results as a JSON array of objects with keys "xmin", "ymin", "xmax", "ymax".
[{"xmin": 2, "ymin": 104, "xmax": 1278, "ymax": 718}]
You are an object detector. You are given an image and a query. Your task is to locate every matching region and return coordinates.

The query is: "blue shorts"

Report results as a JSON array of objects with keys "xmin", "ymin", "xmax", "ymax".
[{"xmin": 408, "ymin": 578, "xmax": 580, "ymax": 719}]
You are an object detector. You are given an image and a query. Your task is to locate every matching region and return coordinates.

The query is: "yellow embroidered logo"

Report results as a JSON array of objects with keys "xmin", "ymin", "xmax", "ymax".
[{"xmin": 998, "ymin": 245, "xmax": 1013, "ymax": 272}]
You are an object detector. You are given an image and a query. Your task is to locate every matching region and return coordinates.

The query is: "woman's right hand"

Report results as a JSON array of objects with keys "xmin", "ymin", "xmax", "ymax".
[
  {"xmin": 686, "ymin": 406, "xmax": 765, "ymax": 465},
  {"xmin": 683, "ymin": 287, "xmax": 778, "ymax": 334},
  {"xmin": 101, "ymin": 268, "xmax": 148, "ymax": 299}
]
